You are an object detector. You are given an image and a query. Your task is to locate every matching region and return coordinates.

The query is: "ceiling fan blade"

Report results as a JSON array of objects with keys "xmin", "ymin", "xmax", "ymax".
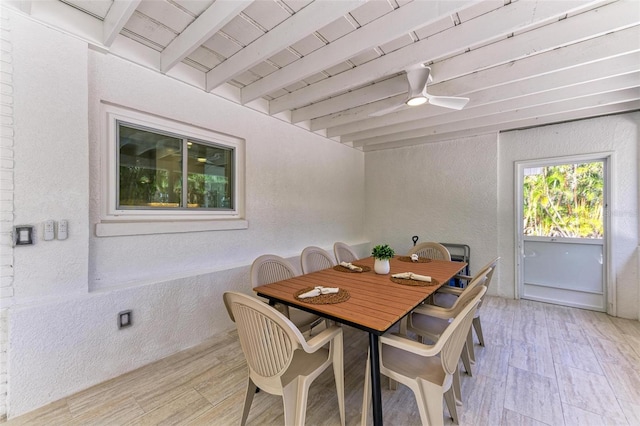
[
  {"xmin": 426, "ymin": 95, "xmax": 470, "ymax": 110},
  {"xmin": 368, "ymin": 102, "xmax": 406, "ymax": 117}
]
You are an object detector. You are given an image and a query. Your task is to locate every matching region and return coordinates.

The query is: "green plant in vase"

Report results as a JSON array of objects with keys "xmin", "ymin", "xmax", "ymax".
[{"xmin": 371, "ymin": 244, "xmax": 395, "ymax": 274}]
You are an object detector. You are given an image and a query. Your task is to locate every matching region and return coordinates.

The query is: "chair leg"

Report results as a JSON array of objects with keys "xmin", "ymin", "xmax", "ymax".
[
  {"xmin": 444, "ymin": 388, "xmax": 459, "ymax": 424},
  {"xmin": 240, "ymin": 379, "xmax": 257, "ymax": 426},
  {"xmin": 452, "ymin": 367, "xmax": 462, "ymax": 406},
  {"xmin": 461, "ymin": 342, "xmax": 473, "ymax": 376},
  {"xmin": 361, "ymin": 353, "xmax": 371, "ymax": 426},
  {"xmin": 416, "ymin": 381, "xmax": 445, "ymax": 426},
  {"xmin": 332, "ymin": 333, "xmax": 346, "ymax": 426},
  {"xmin": 388, "ymin": 378, "xmax": 398, "ymax": 391},
  {"xmin": 466, "ymin": 329, "xmax": 476, "ymax": 364},
  {"xmin": 472, "ymin": 317, "xmax": 485, "ymax": 346},
  {"xmin": 282, "ymin": 377, "xmax": 306, "ymax": 426},
  {"xmin": 399, "ymin": 316, "xmax": 408, "ymax": 336}
]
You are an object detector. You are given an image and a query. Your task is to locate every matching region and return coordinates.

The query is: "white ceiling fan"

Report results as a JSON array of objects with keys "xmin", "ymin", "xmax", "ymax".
[{"xmin": 370, "ymin": 64, "xmax": 470, "ymax": 116}]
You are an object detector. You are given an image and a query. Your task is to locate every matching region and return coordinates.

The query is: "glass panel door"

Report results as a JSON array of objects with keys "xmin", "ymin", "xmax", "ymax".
[{"xmin": 518, "ymin": 159, "xmax": 607, "ymax": 311}]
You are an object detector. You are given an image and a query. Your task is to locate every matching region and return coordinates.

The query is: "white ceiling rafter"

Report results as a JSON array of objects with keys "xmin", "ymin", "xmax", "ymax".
[
  {"xmin": 242, "ymin": 0, "xmax": 478, "ymax": 105},
  {"xmin": 103, "ymin": 0, "xmax": 141, "ymax": 46},
  {"xmin": 362, "ymin": 100, "xmax": 640, "ymax": 152},
  {"xmin": 311, "ymin": 3, "xmax": 640, "ymax": 133},
  {"xmin": 292, "ymin": 75, "xmax": 406, "ymax": 123},
  {"xmin": 205, "ymin": 0, "xmax": 365, "ymax": 92},
  {"xmin": 160, "ymin": 0, "xmax": 254, "ymax": 73},
  {"xmin": 8, "ymin": 0, "xmax": 637, "ymax": 151},
  {"xmin": 268, "ymin": 0, "xmax": 603, "ymax": 115},
  {"xmin": 354, "ymin": 88, "xmax": 640, "ymax": 147},
  {"xmin": 335, "ymin": 57, "xmax": 640, "ymax": 141},
  {"xmin": 345, "ymin": 72, "xmax": 640, "ymax": 143}
]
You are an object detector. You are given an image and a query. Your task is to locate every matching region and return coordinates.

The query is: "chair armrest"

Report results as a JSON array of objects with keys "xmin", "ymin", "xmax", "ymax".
[
  {"xmin": 302, "ymin": 325, "xmax": 342, "ymax": 352},
  {"xmin": 436, "ymin": 286, "xmax": 464, "ymax": 296},
  {"xmin": 380, "ymin": 333, "xmax": 441, "ymax": 357},
  {"xmin": 411, "ymin": 303, "xmax": 455, "ymax": 320},
  {"xmin": 454, "ymin": 273, "xmax": 473, "ymax": 281}
]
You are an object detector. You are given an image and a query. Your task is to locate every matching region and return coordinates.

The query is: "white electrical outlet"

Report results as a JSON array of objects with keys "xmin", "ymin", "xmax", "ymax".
[
  {"xmin": 57, "ymin": 220, "xmax": 68, "ymax": 240},
  {"xmin": 43, "ymin": 220, "xmax": 55, "ymax": 241}
]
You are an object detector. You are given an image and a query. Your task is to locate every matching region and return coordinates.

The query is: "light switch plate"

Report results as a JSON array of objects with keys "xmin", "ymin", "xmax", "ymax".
[
  {"xmin": 43, "ymin": 220, "xmax": 55, "ymax": 241},
  {"xmin": 57, "ymin": 220, "xmax": 68, "ymax": 240}
]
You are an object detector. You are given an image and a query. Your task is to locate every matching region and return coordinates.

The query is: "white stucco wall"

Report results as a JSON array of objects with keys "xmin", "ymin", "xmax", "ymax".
[
  {"xmin": 86, "ymin": 48, "xmax": 365, "ymax": 289},
  {"xmin": 498, "ymin": 114, "xmax": 639, "ymax": 318},
  {"xmin": 365, "ymin": 113, "xmax": 639, "ymax": 319},
  {"xmin": 6, "ymin": 5, "xmax": 639, "ymax": 420},
  {"xmin": 6, "ymin": 11, "xmax": 366, "ymax": 418},
  {"xmin": 364, "ymin": 134, "xmax": 499, "ymax": 278},
  {"xmin": 10, "ymin": 11, "xmax": 90, "ymax": 305}
]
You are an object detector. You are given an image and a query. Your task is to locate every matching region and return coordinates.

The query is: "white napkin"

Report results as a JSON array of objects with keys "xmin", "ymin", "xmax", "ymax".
[
  {"xmin": 411, "ymin": 254, "xmax": 419, "ymax": 262},
  {"xmin": 298, "ymin": 286, "xmax": 340, "ymax": 298},
  {"xmin": 392, "ymin": 272, "xmax": 432, "ymax": 282},
  {"xmin": 340, "ymin": 261, "xmax": 363, "ymax": 272}
]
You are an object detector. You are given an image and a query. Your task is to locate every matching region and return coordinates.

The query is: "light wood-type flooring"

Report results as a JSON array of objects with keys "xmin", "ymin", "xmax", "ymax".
[{"xmin": 5, "ymin": 296, "xmax": 640, "ymax": 425}]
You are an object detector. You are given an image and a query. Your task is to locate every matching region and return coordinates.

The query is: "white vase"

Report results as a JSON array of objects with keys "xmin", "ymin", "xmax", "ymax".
[{"xmin": 374, "ymin": 258, "xmax": 390, "ymax": 275}]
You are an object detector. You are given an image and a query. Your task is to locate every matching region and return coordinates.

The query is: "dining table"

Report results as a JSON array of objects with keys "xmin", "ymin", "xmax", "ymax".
[{"xmin": 254, "ymin": 255, "xmax": 467, "ymax": 426}]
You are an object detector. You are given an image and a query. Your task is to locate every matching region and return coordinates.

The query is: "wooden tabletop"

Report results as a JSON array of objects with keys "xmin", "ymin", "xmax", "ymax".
[{"xmin": 255, "ymin": 256, "xmax": 466, "ymax": 335}]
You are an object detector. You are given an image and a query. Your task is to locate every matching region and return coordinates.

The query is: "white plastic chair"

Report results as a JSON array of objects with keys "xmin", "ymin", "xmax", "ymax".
[
  {"xmin": 433, "ymin": 257, "xmax": 500, "ymax": 349},
  {"xmin": 251, "ymin": 254, "xmax": 322, "ymax": 333},
  {"xmin": 224, "ymin": 292, "xmax": 345, "ymax": 426},
  {"xmin": 361, "ymin": 286, "xmax": 486, "ymax": 426},
  {"xmin": 300, "ymin": 246, "xmax": 336, "ymax": 274},
  {"xmin": 404, "ymin": 266, "xmax": 493, "ymax": 379},
  {"xmin": 333, "ymin": 242, "xmax": 359, "ymax": 264},
  {"xmin": 407, "ymin": 242, "xmax": 452, "ymax": 261}
]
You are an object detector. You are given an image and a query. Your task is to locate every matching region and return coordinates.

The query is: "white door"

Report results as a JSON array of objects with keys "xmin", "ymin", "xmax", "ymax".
[{"xmin": 516, "ymin": 155, "xmax": 610, "ymax": 312}]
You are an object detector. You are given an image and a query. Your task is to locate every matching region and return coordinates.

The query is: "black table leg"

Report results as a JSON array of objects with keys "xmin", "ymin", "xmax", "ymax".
[{"xmin": 369, "ymin": 333, "xmax": 383, "ymax": 426}]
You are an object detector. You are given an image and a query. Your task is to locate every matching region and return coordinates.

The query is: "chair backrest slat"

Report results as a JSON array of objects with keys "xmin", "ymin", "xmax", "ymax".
[
  {"xmin": 301, "ymin": 246, "xmax": 336, "ymax": 274},
  {"xmin": 225, "ymin": 292, "xmax": 301, "ymax": 378},
  {"xmin": 334, "ymin": 242, "xmax": 359, "ymax": 264},
  {"xmin": 251, "ymin": 254, "xmax": 298, "ymax": 287},
  {"xmin": 407, "ymin": 242, "xmax": 451, "ymax": 261}
]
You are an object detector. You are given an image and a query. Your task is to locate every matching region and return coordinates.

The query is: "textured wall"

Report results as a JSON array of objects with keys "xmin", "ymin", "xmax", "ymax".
[
  {"xmin": 86, "ymin": 50, "xmax": 365, "ymax": 290},
  {"xmin": 364, "ymin": 134, "xmax": 499, "ymax": 279},
  {"xmin": 498, "ymin": 113, "xmax": 639, "ymax": 318},
  {"xmin": 6, "ymin": 11, "xmax": 366, "ymax": 418},
  {"xmin": 365, "ymin": 115, "xmax": 639, "ymax": 320},
  {"xmin": 10, "ymin": 11, "xmax": 89, "ymax": 304},
  {"xmin": 0, "ymin": 8, "xmax": 14, "ymax": 420}
]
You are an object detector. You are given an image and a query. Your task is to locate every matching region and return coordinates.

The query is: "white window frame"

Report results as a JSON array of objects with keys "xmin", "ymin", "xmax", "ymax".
[{"xmin": 96, "ymin": 103, "xmax": 247, "ymax": 237}]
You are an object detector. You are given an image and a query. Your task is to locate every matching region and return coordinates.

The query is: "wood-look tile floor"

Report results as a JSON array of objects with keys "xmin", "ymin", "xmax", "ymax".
[{"xmin": 5, "ymin": 296, "xmax": 640, "ymax": 425}]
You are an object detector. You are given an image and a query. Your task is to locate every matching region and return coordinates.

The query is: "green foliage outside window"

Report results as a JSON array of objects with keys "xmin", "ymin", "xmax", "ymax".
[
  {"xmin": 523, "ymin": 162, "xmax": 603, "ymax": 238},
  {"xmin": 117, "ymin": 123, "xmax": 232, "ymax": 210}
]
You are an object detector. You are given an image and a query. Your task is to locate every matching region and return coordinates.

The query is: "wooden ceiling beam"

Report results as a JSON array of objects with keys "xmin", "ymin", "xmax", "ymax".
[
  {"xmin": 161, "ymin": 0, "xmax": 254, "ymax": 74},
  {"xmin": 205, "ymin": 0, "xmax": 365, "ymax": 92},
  {"xmin": 323, "ymin": 26, "xmax": 640, "ymax": 136},
  {"xmin": 354, "ymin": 88, "xmax": 640, "ymax": 147},
  {"xmin": 241, "ymin": 0, "xmax": 477, "ymax": 104},
  {"xmin": 269, "ymin": 0, "xmax": 602, "ymax": 114},
  {"xmin": 362, "ymin": 100, "xmax": 640, "ymax": 151},
  {"xmin": 345, "ymin": 72, "xmax": 640, "ymax": 142},
  {"xmin": 103, "ymin": 0, "xmax": 141, "ymax": 47},
  {"xmin": 313, "ymin": 0, "xmax": 638, "ymax": 130},
  {"xmin": 291, "ymin": 75, "xmax": 406, "ymax": 124}
]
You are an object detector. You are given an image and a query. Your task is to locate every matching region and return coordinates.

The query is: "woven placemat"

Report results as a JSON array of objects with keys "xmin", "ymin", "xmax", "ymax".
[
  {"xmin": 390, "ymin": 277, "xmax": 440, "ymax": 287},
  {"xmin": 397, "ymin": 256, "xmax": 432, "ymax": 263},
  {"xmin": 294, "ymin": 288, "xmax": 351, "ymax": 304},
  {"xmin": 332, "ymin": 264, "xmax": 371, "ymax": 273}
]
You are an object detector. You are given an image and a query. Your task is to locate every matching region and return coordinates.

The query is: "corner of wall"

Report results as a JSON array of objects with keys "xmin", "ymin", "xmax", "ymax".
[{"xmin": 0, "ymin": 8, "xmax": 15, "ymax": 420}]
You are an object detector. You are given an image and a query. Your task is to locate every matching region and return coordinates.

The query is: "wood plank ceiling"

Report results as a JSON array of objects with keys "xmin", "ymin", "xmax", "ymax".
[{"xmin": 9, "ymin": 0, "xmax": 640, "ymax": 151}]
